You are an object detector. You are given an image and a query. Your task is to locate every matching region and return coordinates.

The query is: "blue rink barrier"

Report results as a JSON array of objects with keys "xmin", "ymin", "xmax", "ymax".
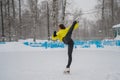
[
  {"xmin": 24, "ymin": 41, "xmax": 65, "ymax": 48},
  {"xmin": 0, "ymin": 42, "xmax": 6, "ymax": 44},
  {"xmin": 23, "ymin": 40, "xmax": 120, "ymax": 48}
]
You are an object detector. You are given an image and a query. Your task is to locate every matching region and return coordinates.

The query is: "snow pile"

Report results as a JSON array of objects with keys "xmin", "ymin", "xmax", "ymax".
[{"xmin": 114, "ymin": 36, "xmax": 120, "ymax": 40}]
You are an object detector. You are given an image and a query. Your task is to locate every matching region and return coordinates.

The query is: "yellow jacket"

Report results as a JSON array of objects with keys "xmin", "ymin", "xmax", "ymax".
[{"xmin": 52, "ymin": 23, "xmax": 79, "ymax": 42}]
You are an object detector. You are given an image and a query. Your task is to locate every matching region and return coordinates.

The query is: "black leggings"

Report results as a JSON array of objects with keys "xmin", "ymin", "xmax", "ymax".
[
  {"xmin": 66, "ymin": 40, "xmax": 73, "ymax": 68},
  {"xmin": 63, "ymin": 22, "xmax": 76, "ymax": 68}
]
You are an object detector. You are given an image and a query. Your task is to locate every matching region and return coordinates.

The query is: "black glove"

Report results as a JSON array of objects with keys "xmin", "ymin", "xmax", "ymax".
[{"xmin": 53, "ymin": 31, "xmax": 57, "ymax": 37}]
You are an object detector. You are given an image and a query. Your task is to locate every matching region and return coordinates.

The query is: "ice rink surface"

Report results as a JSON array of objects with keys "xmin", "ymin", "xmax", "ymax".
[{"xmin": 0, "ymin": 42, "xmax": 120, "ymax": 80}]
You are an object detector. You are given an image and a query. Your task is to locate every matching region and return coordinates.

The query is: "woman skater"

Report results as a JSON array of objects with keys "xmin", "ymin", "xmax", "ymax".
[{"xmin": 52, "ymin": 21, "xmax": 79, "ymax": 74}]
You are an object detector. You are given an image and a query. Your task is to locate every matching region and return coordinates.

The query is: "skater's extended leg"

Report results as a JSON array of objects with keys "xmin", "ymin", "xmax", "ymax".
[
  {"xmin": 63, "ymin": 22, "xmax": 77, "ymax": 44},
  {"xmin": 65, "ymin": 21, "xmax": 77, "ymax": 38}
]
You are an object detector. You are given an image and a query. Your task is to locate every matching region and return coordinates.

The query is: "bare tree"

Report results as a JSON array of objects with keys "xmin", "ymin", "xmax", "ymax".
[
  {"xmin": 12, "ymin": 0, "xmax": 17, "ymax": 41},
  {"xmin": 46, "ymin": 2, "xmax": 50, "ymax": 40},
  {"xmin": 7, "ymin": 0, "xmax": 12, "ymax": 41},
  {"xmin": 58, "ymin": 0, "xmax": 67, "ymax": 24},
  {"xmin": 52, "ymin": 0, "xmax": 58, "ymax": 30},
  {"xmin": 19, "ymin": 0, "xmax": 22, "ymax": 39},
  {"xmin": 27, "ymin": 0, "xmax": 38, "ymax": 42},
  {"xmin": 0, "ymin": 0, "xmax": 5, "ymax": 42}
]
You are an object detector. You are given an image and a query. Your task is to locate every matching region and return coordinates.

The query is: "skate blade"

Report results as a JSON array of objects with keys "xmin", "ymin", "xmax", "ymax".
[{"xmin": 64, "ymin": 71, "xmax": 70, "ymax": 74}]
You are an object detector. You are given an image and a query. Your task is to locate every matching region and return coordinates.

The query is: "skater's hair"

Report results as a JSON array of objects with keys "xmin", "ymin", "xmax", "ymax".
[{"xmin": 59, "ymin": 24, "xmax": 66, "ymax": 29}]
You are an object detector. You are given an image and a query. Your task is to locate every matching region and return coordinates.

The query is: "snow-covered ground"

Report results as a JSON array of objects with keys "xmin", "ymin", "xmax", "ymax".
[{"xmin": 0, "ymin": 42, "xmax": 120, "ymax": 80}]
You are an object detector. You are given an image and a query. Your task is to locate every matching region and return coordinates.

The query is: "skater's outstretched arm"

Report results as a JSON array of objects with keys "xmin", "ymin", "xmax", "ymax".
[{"xmin": 51, "ymin": 31, "xmax": 58, "ymax": 41}]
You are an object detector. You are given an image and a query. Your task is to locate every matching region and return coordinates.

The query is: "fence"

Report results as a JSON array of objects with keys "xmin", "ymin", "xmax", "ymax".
[{"xmin": 24, "ymin": 40, "xmax": 120, "ymax": 48}]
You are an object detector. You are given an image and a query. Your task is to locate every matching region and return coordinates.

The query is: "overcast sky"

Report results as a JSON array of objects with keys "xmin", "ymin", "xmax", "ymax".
[
  {"xmin": 73, "ymin": 0, "xmax": 97, "ymax": 11},
  {"xmin": 40, "ymin": 0, "xmax": 97, "ymax": 12},
  {"xmin": 73, "ymin": 0, "xmax": 97, "ymax": 20}
]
